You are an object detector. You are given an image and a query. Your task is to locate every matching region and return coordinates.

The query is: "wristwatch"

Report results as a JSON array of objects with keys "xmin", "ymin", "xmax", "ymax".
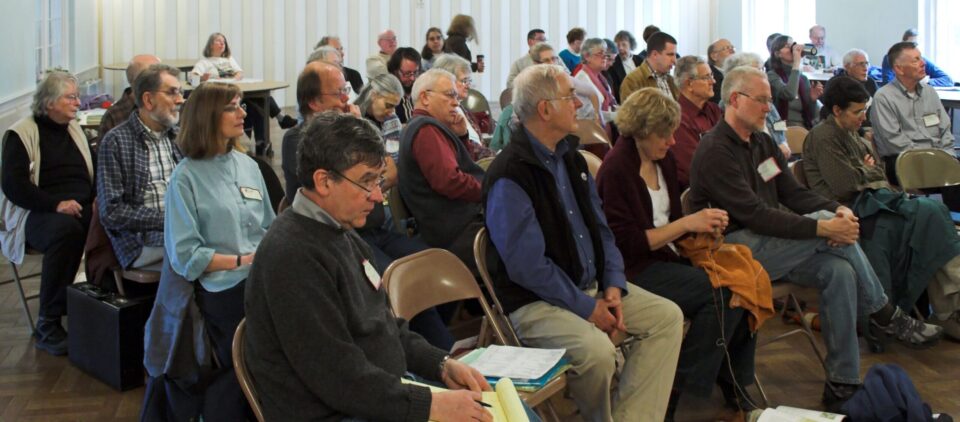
[{"xmin": 438, "ymin": 355, "xmax": 450, "ymax": 378}]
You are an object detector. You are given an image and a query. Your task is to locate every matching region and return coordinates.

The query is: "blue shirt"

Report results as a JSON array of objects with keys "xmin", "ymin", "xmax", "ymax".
[
  {"xmin": 164, "ymin": 150, "xmax": 275, "ymax": 292},
  {"xmin": 485, "ymin": 130, "xmax": 627, "ymax": 319},
  {"xmin": 559, "ymin": 49, "xmax": 581, "ymax": 73}
]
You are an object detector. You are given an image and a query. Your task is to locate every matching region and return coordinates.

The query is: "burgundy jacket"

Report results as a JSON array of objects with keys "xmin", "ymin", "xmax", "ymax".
[{"xmin": 596, "ymin": 136, "xmax": 684, "ymax": 281}]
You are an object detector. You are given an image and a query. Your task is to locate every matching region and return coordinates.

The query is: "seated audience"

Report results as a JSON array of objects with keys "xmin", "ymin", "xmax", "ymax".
[
  {"xmin": 767, "ymin": 35, "xmax": 823, "ymax": 129},
  {"xmin": 805, "ymin": 24, "xmax": 840, "ymax": 70},
  {"xmin": 143, "ymin": 82, "xmax": 275, "ymax": 420},
  {"xmin": 804, "ymin": 76, "xmax": 960, "ymax": 340},
  {"xmin": 244, "ymin": 112, "xmax": 500, "ymax": 422},
  {"xmin": 506, "ymin": 28, "xmax": 548, "ymax": 87},
  {"xmin": 97, "ymin": 64, "xmax": 184, "ymax": 271},
  {"xmin": 833, "ymin": 49, "xmax": 878, "ymax": 133},
  {"xmin": 707, "ymin": 39, "xmax": 735, "ymax": 103},
  {"xmin": 431, "ymin": 55, "xmax": 494, "ymax": 160},
  {"xmin": 596, "ymin": 87, "xmax": 758, "ymax": 416},
  {"xmin": 635, "ymin": 24, "xmax": 663, "ymax": 62},
  {"xmin": 388, "ymin": 47, "xmax": 422, "ymax": 124},
  {"xmin": 191, "ymin": 32, "xmax": 297, "ymax": 155},
  {"xmin": 508, "ymin": 41, "xmax": 555, "ymax": 90},
  {"xmin": 485, "ymin": 63, "xmax": 683, "ymax": 422},
  {"xmin": 366, "ymin": 29, "xmax": 398, "ymax": 79},
  {"xmin": 688, "ymin": 66, "xmax": 942, "ymax": 411},
  {"xmin": 620, "ymin": 31, "xmax": 679, "ymax": 102},
  {"xmin": 316, "ymin": 35, "xmax": 364, "ymax": 93},
  {"xmin": 573, "ymin": 38, "xmax": 618, "ymax": 127},
  {"xmin": 398, "ymin": 69, "xmax": 485, "ymax": 271},
  {"xmin": 871, "ymin": 41, "xmax": 960, "ymax": 212},
  {"xmin": 99, "ymin": 54, "xmax": 160, "ymax": 140},
  {"xmin": 444, "ymin": 14, "xmax": 484, "ymax": 73},
  {"xmin": 673, "ymin": 55, "xmax": 721, "ymax": 189},
  {"xmin": 881, "ymin": 28, "xmax": 954, "ymax": 87},
  {"xmin": 608, "ymin": 30, "xmax": 642, "ymax": 104},
  {"xmin": 723, "ymin": 52, "xmax": 792, "ymax": 159},
  {"xmin": 420, "ymin": 27, "xmax": 445, "ymax": 70},
  {"xmin": 1, "ymin": 70, "xmax": 94, "ymax": 356},
  {"xmin": 559, "ymin": 27, "xmax": 586, "ymax": 72}
]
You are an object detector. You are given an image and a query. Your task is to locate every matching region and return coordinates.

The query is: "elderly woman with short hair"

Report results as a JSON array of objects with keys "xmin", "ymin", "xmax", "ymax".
[
  {"xmin": 596, "ymin": 87, "xmax": 758, "ymax": 416},
  {"xmin": 0, "ymin": 70, "xmax": 94, "ymax": 356}
]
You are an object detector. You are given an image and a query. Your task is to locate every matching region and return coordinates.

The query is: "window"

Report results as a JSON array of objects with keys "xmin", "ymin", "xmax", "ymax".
[
  {"xmin": 36, "ymin": 0, "xmax": 67, "ymax": 81},
  {"xmin": 921, "ymin": 0, "xmax": 960, "ymax": 81},
  {"xmin": 742, "ymin": 0, "xmax": 816, "ymax": 60}
]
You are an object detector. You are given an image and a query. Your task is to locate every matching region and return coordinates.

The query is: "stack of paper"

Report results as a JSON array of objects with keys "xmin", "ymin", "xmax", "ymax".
[{"xmin": 466, "ymin": 345, "xmax": 565, "ymax": 380}]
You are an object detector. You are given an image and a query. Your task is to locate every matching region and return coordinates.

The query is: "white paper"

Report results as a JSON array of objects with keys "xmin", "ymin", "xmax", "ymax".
[
  {"xmin": 467, "ymin": 345, "xmax": 565, "ymax": 380},
  {"xmin": 757, "ymin": 406, "xmax": 845, "ymax": 422}
]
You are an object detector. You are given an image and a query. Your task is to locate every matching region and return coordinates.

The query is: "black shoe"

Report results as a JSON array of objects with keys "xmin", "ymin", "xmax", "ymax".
[
  {"xmin": 868, "ymin": 307, "xmax": 943, "ymax": 352},
  {"xmin": 34, "ymin": 317, "xmax": 68, "ymax": 356},
  {"xmin": 718, "ymin": 378, "xmax": 761, "ymax": 411},
  {"xmin": 822, "ymin": 381, "xmax": 859, "ymax": 413},
  {"xmin": 278, "ymin": 114, "xmax": 298, "ymax": 129},
  {"xmin": 664, "ymin": 389, "xmax": 680, "ymax": 422}
]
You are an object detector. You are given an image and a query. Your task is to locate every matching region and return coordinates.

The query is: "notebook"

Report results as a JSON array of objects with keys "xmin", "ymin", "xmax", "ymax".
[{"xmin": 402, "ymin": 378, "xmax": 529, "ymax": 422}]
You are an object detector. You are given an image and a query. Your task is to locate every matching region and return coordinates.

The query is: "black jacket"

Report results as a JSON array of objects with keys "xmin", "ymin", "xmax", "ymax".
[
  {"xmin": 608, "ymin": 54, "xmax": 643, "ymax": 104},
  {"xmin": 344, "ymin": 66, "xmax": 364, "ymax": 94}
]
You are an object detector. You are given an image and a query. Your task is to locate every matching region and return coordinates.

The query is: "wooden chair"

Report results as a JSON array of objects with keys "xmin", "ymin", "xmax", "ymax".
[
  {"xmin": 111, "ymin": 268, "xmax": 161, "ymax": 298},
  {"xmin": 574, "ymin": 119, "xmax": 611, "ymax": 147},
  {"xmin": 895, "ymin": 148, "xmax": 960, "ymax": 191},
  {"xmin": 386, "ymin": 188, "xmax": 415, "ymax": 237},
  {"xmin": 232, "ymin": 318, "xmax": 265, "ymax": 422},
  {"xmin": 4, "ymin": 249, "xmax": 42, "ymax": 332},
  {"xmin": 579, "ymin": 150, "xmax": 603, "ymax": 178},
  {"xmin": 786, "ymin": 126, "xmax": 809, "ymax": 156},
  {"xmin": 790, "ymin": 159, "xmax": 808, "ymax": 188},
  {"xmin": 472, "ymin": 228, "xmax": 566, "ymax": 421}
]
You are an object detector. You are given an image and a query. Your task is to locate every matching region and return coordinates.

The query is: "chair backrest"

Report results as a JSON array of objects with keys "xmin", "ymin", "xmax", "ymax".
[
  {"xmin": 790, "ymin": 159, "xmax": 808, "ymax": 188},
  {"xmin": 896, "ymin": 148, "xmax": 960, "ymax": 190},
  {"xmin": 463, "ymin": 88, "xmax": 491, "ymax": 114},
  {"xmin": 386, "ymin": 187, "xmax": 413, "ymax": 236},
  {"xmin": 680, "ymin": 188, "xmax": 693, "ymax": 216},
  {"xmin": 579, "ymin": 150, "xmax": 603, "ymax": 178},
  {"xmin": 381, "ymin": 248, "xmax": 508, "ymax": 344},
  {"xmin": 786, "ymin": 126, "xmax": 808, "ymax": 155},
  {"xmin": 476, "ymin": 156, "xmax": 495, "ymax": 170},
  {"xmin": 574, "ymin": 118, "xmax": 611, "ymax": 146},
  {"xmin": 473, "ymin": 227, "xmax": 523, "ymax": 347},
  {"xmin": 232, "ymin": 319, "xmax": 265, "ymax": 422},
  {"xmin": 499, "ymin": 88, "xmax": 512, "ymax": 108},
  {"xmin": 277, "ymin": 196, "xmax": 290, "ymax": 213}
]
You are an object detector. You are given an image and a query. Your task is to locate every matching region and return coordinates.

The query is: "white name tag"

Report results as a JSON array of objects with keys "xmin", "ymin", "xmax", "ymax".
[
  {"xmin": 757, "ymin": 157, "xmax": 782, "ymax": 182},
  {"xmin": 773, "ymin": 121, "xmax": 788, "ymax": 132},
  {"xmin": 382, "ymin": 116, "xmax": 402, "ymax": 134},
  {"xmin": 362, "ymin": 259, "xmax": 382, "ymax": 290},
  {"xmin": 923, "ymin": 113, "xmax": 941, "ymax": 127},
  {"xmin": 239, "ymin": 186, "xmax": 263, "ymax": 201}
]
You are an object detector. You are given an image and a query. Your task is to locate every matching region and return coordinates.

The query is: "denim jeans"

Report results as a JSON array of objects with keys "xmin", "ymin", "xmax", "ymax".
[{"xmin": 725, "ymin": 210, "xmax": 888, "ymax": 384}]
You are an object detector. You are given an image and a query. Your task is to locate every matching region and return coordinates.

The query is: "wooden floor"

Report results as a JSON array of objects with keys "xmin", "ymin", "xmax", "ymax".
[{"xmin": 2, "ymin": 118, "xmax": 959, "ymax": 421}]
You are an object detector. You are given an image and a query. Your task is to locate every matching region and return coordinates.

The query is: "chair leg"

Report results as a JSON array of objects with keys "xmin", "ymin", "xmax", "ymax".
[
  {"xmin": 113, "ymin": 270, "xmax": 127, "ymax": 297},
  {"xmin": 787, "ymin": 293, "xmax": 828, "ymax": 373},
  {"xmin": 10, "ymin": 263, "xmax": 36, "ymax": 333},
  {"xmin": 752, "ymin": 373, "xmax": 770, "ymax": 408}
]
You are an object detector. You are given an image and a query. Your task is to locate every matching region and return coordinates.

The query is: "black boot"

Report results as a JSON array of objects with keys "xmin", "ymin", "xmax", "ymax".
[
  {"xmin": 34, "ymin": 317, "xmax": 68, "ymax": 356},
  {"xmin": 822, "ymin": 381, "xmax": 859, "ymax": 413}
]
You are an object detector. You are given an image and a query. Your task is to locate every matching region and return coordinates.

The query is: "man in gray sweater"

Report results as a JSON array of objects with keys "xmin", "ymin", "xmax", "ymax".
[{"xmin": 245, "ymin": 112, "xmax": 493, "ymax": 422}]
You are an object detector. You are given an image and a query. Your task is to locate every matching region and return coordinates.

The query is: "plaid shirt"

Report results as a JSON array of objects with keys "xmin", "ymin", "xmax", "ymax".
[{"xmin": 96, "ymin": 112, "xmax": 183, "ymax": 268}]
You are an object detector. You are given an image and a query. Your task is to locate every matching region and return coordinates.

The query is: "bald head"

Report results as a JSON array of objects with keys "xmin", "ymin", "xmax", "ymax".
[
  {"xmin": 707, "ymin": 39, "xmax": 735, "ymax": 66},
  {"xmin": 126, "ymin": 55, "xmax": 161, "ymax": 85},
  {"xmin": 299, "ymin": 61, "xmax": 350, "ymax": 117},
  {"xmin": 377, "ymin": 29, "xmax": 398, "ymax": 55}
]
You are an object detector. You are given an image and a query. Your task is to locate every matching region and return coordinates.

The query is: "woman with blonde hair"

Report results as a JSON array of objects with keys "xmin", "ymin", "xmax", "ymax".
[{"xmin": 444, "ymin": 14, "xmax": 484, "ymax": 72}]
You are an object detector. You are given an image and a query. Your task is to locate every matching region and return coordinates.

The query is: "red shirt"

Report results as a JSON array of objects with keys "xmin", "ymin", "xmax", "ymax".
[
  {"xmin": 674, "ymin": 94, "xmax": 721, "ymax": 189},
  {"xmin": 409, "ymin": 109, "xmax": 482, "ymax": 202}
]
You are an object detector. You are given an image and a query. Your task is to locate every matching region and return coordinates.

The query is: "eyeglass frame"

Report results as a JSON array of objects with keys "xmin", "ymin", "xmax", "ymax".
[
  {"xmin": 426, "ymin": 89, "xmax": 460, "ymax": 101},
  {"xmin": 330, "ymin": 169, "xmax": 386, "ymax": 198},
  {"xmin": 224, "ymin": 102, "xmax": 248, "ymax": 113},
  {"xmin": 736, "ymin": 91, "xmax": 772, "ymax": 105},
  {"xmin": 320, "ymin": 86, "xmax": 352, "ymax": 97}
]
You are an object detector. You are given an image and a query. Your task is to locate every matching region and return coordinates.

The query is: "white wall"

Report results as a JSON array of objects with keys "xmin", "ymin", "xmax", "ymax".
[
  {"xmin": 816, "ymin": 0, "xmax": 918, "ymax": 67},
  {"xmin": 0, "ymin": 0, "xmax": 40, "ymax": 128},
  {"xmin": 98, "ymin": 0, "xmax": 718, "ymax": 109}
]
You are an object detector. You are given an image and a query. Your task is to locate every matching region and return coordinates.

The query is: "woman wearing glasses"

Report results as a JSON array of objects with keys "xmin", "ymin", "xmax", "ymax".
[
  {"xmin": 420, "ymin": 27, "xmax": 445, "ymax": 71},
  {"xmin": 158, "ymin": 82, "xmax": 275, "ymax": 420},
  {"xmin": 191, "ymin": 32, "xmax": 297, "ymax": 155},
  {"xmin": 0, "ymin": 70, "xmax": 93, "ymax": 356},
  {"xmin": 431, "ymin": 54, "xmax": 494, "ymax": 160}
]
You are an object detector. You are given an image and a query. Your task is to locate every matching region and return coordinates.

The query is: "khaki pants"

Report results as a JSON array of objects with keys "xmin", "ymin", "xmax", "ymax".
[
  {"xmin": 509, "ymin": 282, "xmax": 683, "ymax": 422},
  {"xmin": 930, "ymin": 255, "xmax": 960, "ymax": 317}
]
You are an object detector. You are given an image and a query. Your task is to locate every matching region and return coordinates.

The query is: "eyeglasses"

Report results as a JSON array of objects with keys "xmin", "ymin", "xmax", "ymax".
[
  {"xmin": 380, "ymin": 36, "xmax": 397, "ymax": 42},
  {"xmin": 155, "ymin": 87, "xmax": 184, "ymax": 98},
  {"xmin": 62, "ymin": 93, "xmax": 80, "ymax": 102},
  {"xmin": 853, "ymin": 61, "xmax": 870, "ymax": 67},
  {"xmin": 691, "ymin": 74, "xmax": 716, "ymax": 82},
  {"xmin": 224, "ymin": 103, "xmax": 247, "ymax": 113},
  {"xmin": 546, "ymin": 94, "xmax": 579, "ymax": 104},
  {"xmin": 737, "ymin": 92, "xmax": 772, "ymax": 105},
  {"xmin": 331, "ymin": 169, "xmax": 385, "ymax": 198},
  {"xmin": 456, "ymin": 77, "xmax": 473, "ymax": 86},
  {"xmin": 320, "ymin": 86, "xmax": 352, "ymax": 97},
  {"xmin": 397, "ymin": 69, "xmax": 421, "ymax": 79},
  {"xmin": 427, "ymin": 90, "xmax": 460, "ymax": 101},
  {"xmin": 716, "ymin": 45, "xmax": 735, "ymax": 53},
  {"xmin": 428, "ymin": 36, "xmax": 443, "ymax": 42}
]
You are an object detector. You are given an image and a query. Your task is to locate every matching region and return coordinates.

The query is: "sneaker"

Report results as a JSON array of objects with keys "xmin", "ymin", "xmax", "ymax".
[
  {"xmin": 33, "ymin": 317, "xmax": 68, "ymax": 356},
  {"xmin": 822, "ymin": 381, "xmax": 860, "ymax": 413},
  {"xmin": 278, "ymin": 114, "xmax": 298, "ymax": 129},
  {"xmin": 870, "ymin": 307, "xmax": 943, "ymax": 350},
  {"xmin": 929, "ymin": 312, "xmax": 960, "ymax": 341}
]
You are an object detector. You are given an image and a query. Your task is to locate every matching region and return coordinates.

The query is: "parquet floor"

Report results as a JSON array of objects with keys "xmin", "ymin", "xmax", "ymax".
[{"xmin": 1, "ymin": 116, "xmax": 958, "ymax": 421}]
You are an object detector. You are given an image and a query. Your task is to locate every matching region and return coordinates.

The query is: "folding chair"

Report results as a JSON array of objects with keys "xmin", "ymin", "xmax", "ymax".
[
  {"xmin": 4, "ymin": 249, "xmax": 42, "ymax": 332},
  {"xmin": 895, "ymin": 148, "xmax": 960, "ymax": 191},
  {"xmin": 232, "ymin": 318, "xmax": 265, "ymax": 422},
  {"xmin": 786, "ymin": 126, "xmax": 808, "ymax": 156},
  {"xmin": 578, "ymin": 150, "xmax": 603, "ymax": 179}
]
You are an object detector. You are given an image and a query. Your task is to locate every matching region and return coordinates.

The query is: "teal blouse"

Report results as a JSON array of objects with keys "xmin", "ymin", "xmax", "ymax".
[{"xmin": 164, "ymin": 150, "xmax": 275, "ymax": 292}]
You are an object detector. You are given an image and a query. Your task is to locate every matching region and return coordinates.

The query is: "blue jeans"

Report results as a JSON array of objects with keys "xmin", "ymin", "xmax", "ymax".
[{"xmin": 725, "ymin": 210, "xmax": 888, "ymax": 384}]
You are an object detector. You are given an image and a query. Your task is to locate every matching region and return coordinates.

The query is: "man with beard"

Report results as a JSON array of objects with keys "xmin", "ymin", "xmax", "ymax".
[
  {"xmin": 97, "ymin": 63, "xmax": 185, "ymax": 270},
  {"xmin": 388, "ymin": 47, "xmax": 423, "ymax": 124}
]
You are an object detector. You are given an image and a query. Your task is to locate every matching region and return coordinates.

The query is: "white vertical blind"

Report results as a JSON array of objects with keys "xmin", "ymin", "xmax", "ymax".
[{"xmin": 0, "ymin": 0, "xmax": 38, "ymax": 104}]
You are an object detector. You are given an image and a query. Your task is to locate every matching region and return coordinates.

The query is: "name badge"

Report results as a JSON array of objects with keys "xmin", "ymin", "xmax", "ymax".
[
  {"xmin": 239, "ymin": 186, "xmax": 263, "ymax": 201},
  {"xmin": 362, "ymin": 259, "xmax": 382, "ymax": 290},
  {"xmin": 773, "ymin": 121, "xmax": 788, "ymax": 132},
  {"xmin": 757, "ymin": 157, "xmax": 782, "ymax": 182},
  {"xmin": 923, "ymin": 113, "xmax": 941, "ymax": 127}
]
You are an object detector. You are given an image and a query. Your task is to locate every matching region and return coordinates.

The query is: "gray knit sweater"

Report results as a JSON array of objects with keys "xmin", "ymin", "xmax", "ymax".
[{"xmin": 244, "ymin": 201, "xmax": 446, "ymax": 421}]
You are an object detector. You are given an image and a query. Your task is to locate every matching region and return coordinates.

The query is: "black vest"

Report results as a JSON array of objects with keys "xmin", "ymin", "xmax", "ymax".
[
  {"xmin": 481, "ymin": 126, "xmax": 605, "ymax": 314},
  {"xmin": 398, "ymin": 115, "xmax": 484, "ymax": 247}
]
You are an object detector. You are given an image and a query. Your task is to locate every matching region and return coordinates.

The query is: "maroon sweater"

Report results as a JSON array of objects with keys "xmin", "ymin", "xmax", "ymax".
[{"xmin": 596, "ymin": 136, "xmax": 684, "ymax": 281}]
